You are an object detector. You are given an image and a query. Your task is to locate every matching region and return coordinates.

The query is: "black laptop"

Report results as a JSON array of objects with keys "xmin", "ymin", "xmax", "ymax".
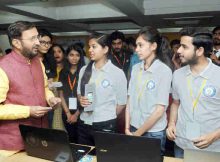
[
  {"xmin": 94, "ymin": 131, "xmax": 162, "ymax": 162},
  {"xmin": 19, "ymin": 125, "xmax": 93, "ymax": 162}
]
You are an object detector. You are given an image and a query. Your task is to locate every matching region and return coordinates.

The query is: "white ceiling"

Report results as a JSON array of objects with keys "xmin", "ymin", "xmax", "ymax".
[{"xmin": 0, "ymin": 0, "xmax": 219, "ymax": 35}]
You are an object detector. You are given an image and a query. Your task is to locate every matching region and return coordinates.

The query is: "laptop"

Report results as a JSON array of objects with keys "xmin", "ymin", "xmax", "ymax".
[
  {"xmin": 19, "ymin": 125, "xmax": 93, "ymax": 162},
  {"xmin": 184, "ymin": 149, "xmax": 220, "ymax": 162},
  {"xmin": 94, "ymin": 131, "xmax": 162, "ymax": 162}
]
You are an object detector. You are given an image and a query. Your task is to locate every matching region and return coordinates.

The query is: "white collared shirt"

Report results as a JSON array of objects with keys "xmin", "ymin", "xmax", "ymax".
[
  {"xmin": 172, "ymin": 58, "xmax": 220, "ymax": 152},
  {"xmin": 128, "ymin": 59, "xmax": 172, "ymax": 132},
  {"xmin": 77, "ymin": 60, "xmax": 127, "ymax": 123}
]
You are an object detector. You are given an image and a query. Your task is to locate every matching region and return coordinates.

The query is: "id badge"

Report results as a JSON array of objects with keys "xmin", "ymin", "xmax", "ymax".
[
  {"xmin": 186, "ymin": 121, "xmax": 201, "ymax": 140},
  {"xmin": 69, "ymin": 97, "xmax": 77, "ymax": 110}
]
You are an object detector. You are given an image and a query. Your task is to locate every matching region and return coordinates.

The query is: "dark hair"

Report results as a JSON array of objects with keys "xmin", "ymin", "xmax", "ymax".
[
  {"xmin": 80, "ymin": 34, "xmax": 110, "ymax": 95},
  {"xmin": 138, "ymin": 26, "xmax": 173, "ymax": 70},
  {"xmin": 63, "ymin": 44, "xmax": 85, "ymax": 74},
  {"xmin": 5, "ymin": 48, "xmax": 12, "ymax": 54},
  {"xmin": 38, "ymin": 28, "xmax": 53, "ymax": 40},
  {"xmin": 7, "ymin": 21, "xmax": 35, "ymax": 45},
  {"xmin": 212, "ymin": 26, "xmax": 220, "ymax": 34},
  {"xmin": 48, "ymin": 43, "xmax": 66, "ymax": 70},
  {"xmin": 73, "ymin": 41, "xmax": 85, "ymax": 49},
  {"xmin": 49, "ymin": 43, "xmax": 66, "ymax": 57},
  {"xmin": 170, "ymin": 39, "xmax": 180, "ymax": 48},
  {"xmin": 125, "ymin": 36, "xmax": 136, "ymax": 47},
  {"xmin": 180, "ymin": 27, "xmax": 213, "ymax": 57},
  {"xmin": 109, "ymin": 30, "xmax": 125, "ymax": 43}
]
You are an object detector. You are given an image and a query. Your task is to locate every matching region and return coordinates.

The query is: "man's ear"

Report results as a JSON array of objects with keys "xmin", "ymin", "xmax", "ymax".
[
  {"xmin": 196, "ymin": 47, "xmax": 204, "ymax": 57},
  {"xmin": 12, "ymin": 39, "xmax": 21, "ymax": 49}
]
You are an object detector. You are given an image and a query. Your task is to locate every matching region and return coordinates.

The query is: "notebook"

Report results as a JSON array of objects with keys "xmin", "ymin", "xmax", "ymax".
[
  {"xmin": 184, "ymin": 149, "xmax": 220, "ymax": 162},
  {"xmin": 19, "ymin": 125, "xmax": 93, "ymax": 162},
  {"xmin": 94, "ymin": 131, "xmax": 162, "ymax": 162}
]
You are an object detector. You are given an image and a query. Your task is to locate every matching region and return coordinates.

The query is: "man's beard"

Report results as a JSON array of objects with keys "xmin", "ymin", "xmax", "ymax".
[
  {"xmin": 184, "ymin": 52, "xmax": 198, "ymax": 66},
  {"xmin": 213, "ymin": 38, "xmax": 220, "ymax": 46},
  {"xmin": 113, "ymin": 48, "xmax": 122, "ymax": 54},
  {"xmin": 21, "ymin": 45, "xmax": 39, "ymax": 59}
]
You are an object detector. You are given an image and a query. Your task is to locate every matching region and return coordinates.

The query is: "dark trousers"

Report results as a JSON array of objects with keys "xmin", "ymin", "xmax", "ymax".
[
  {"xmin": 62, "ymin": 111, "xmax": 78, "ymax": 143},
  {"xmin": 78, "ymin": 119, "xmax": 116, "ymax": 146}
]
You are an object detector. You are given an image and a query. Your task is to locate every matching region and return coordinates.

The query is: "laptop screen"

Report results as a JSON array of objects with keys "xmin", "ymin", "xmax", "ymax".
[
  {"xmin": 184, "ymin": 149, "xmax": 220, "ymax": 162},
  {"xmin": 94, "ymin": 131, "xmax": 162, "ymax": 162},
  {"xmin": 19, "ymin": 125, "xmax": 92, "ymax": 162}
]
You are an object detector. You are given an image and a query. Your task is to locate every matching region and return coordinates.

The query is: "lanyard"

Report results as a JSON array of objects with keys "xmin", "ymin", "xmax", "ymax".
[
  {"xmin": 68, "ymin": 74, "xmax": 77, "ymax": 91},
  {"xmin": 113, "ymin": 53, "xmax": 125, "ymax": 68},
  {"xmin": 187, "ymin": 75, "xmax": 207, "ymax": 118},
  {"xmin": 136, "ymin": 69, "xmax": 150, "ymax": 103}
]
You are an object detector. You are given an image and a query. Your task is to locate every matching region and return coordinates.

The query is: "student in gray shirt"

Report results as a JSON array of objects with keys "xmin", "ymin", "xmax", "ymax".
[
  {"xmin": 77, "ymin": 34, "xmax": 127, "ymax": 146},
  {"xmin": 125, "ymin": 26, "xmax": 173, "ymax": 155},
  {"xmin": 167, "ymin": 27, "xmax": 220, "ymax": 158}
]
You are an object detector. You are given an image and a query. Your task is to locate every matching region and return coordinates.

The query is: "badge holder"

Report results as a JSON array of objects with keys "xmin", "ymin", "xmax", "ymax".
[
  {"xmin": 84, "ymin": 83, "xmax": 96, "ymax": 112},
  {"xmin": 69, "ymin": 98, "xmax": 77, "ymax": 110}
]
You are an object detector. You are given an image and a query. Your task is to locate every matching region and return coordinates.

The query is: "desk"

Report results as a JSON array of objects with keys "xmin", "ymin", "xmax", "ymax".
[{"xmin": 3, "ymin": 152, "xmax": 183, "ymax": 162}]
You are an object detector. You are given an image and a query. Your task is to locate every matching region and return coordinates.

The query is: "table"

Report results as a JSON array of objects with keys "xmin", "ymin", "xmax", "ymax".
[{"xmin": 3, "ymin": 152, "xmax": 183, "ymax": 162}]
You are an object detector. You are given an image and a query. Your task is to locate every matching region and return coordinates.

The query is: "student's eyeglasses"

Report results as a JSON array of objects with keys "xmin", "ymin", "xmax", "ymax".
[
  {"xmin": 19, "ymin": 35, "xmax": 40, "ymax": 42},
  {"xmin": 39, "ymin": 40, "xmax": 52, "ymax": 47}
]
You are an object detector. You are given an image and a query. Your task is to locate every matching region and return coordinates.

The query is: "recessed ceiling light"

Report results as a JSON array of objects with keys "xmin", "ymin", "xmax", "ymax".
[
  {"xmin": 163, "ymin": 16, "xmax": 213, "ymax": 20},
  {"xmin": 175, "ymin": 20, "xmax": 200, "ymax": 25}
]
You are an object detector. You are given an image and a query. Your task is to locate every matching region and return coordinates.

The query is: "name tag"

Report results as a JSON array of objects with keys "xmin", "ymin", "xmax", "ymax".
[
  {"xmin": 186, "ymin": 121, "xmax": 201, "ymax": 140},
  {"xmin": 69, "ymin": 97, "xmax": 77, "ymax": 110}
]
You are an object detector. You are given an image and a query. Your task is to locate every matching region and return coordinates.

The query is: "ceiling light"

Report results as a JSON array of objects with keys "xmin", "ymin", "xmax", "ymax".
[
  {"xmin": 163, "ymin": 16, "xmax": 213, "ymax": 20},
  {"xmin": 175, "ymin": 20, "xmax": 200, "ymax": 25}
]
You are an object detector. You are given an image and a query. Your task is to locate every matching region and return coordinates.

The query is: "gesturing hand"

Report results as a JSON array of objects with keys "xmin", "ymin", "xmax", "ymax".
[{"xmin": 30, "ymin": 106, "xmax": 52, "ymax": 118}]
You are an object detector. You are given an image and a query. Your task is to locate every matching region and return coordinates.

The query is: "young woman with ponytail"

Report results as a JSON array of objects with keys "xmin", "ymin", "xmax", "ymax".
[
  {"xmin": 77, "ymin": 34, "xmax": 127, "ymax": 146},
  {"xmin": 125, "ymin": 26, "xmax": 173, "ymax": 155}
]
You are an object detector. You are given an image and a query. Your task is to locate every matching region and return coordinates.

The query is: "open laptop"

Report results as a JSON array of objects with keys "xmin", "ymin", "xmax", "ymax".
[
  {"xmin": 184, "ymin": 149, "xmax": 220, "ymax": 162},
  {"xmin": 19, "ymin": 125, "xmax": 93, "ymax": 162},
  {"xmin": 94, "ymin": 131, "xmax": 162, "ymax": 162}
]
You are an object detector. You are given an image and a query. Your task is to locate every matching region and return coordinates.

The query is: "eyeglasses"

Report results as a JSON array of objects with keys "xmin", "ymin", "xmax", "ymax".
[
  {"xmin": 19, "ymin": 35, "xmax": 40, "ymax": 42},
  {"xmin": 39, "ymin": 40, "xmax": 52, "ymax": 46}
]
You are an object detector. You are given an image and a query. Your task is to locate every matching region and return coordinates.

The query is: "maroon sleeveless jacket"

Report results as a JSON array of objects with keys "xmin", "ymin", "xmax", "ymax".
[{"xmin": 0, "ymin": 51, "xmax": 48, "ymax": 150}]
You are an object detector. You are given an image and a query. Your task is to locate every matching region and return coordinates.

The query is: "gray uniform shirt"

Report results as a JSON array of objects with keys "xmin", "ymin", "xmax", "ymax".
[
  {"xmin": 172, "ymin": 59, "xmax": 220, "ymax": 152},
  {"xmin": 128, "ymin": 60, "xmax": 172, "ymax": 132},
  {"xmin": 77, "ymin": 60, "xmax": 127, "ymax": 123}
]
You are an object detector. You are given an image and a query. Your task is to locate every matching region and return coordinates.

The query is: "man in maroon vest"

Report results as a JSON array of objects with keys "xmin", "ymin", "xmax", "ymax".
[{"xmin": 0, "ymin": 21, "xmax": 61, "ymax": 155}]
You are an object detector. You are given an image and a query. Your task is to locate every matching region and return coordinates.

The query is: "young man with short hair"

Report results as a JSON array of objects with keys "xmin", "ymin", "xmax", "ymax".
[{"xmin": 166, "ymin": 27, "xmax": 220, "ymax": 158}]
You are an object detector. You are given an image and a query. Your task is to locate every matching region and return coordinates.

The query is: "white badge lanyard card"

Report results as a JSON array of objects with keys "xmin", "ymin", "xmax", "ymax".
[{"xmin": 68, "ymin": 75, "xmax": 77, "ymax": 110}]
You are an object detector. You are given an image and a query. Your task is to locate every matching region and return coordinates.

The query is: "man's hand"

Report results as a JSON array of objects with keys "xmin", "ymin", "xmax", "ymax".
[
  {"xmin": 30, "ymin": 106, "xmax": 52, "ymax": 118},
  {"xmin": 166, "ymin": 122, "xmax": 177, "ymax": 141},
  {"xmin": 48, "ymin": 97, "xmax": 61, "ymax": 107},
  {"xmin": 193, "ymin": 131, "xmax": 219, "ymax": 149}
]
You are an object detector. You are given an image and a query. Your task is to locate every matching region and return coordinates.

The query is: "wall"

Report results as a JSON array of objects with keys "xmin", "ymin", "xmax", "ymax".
[{"xmin": 0, "ymin": 35, "xmax": 11, "ymax": 54}]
